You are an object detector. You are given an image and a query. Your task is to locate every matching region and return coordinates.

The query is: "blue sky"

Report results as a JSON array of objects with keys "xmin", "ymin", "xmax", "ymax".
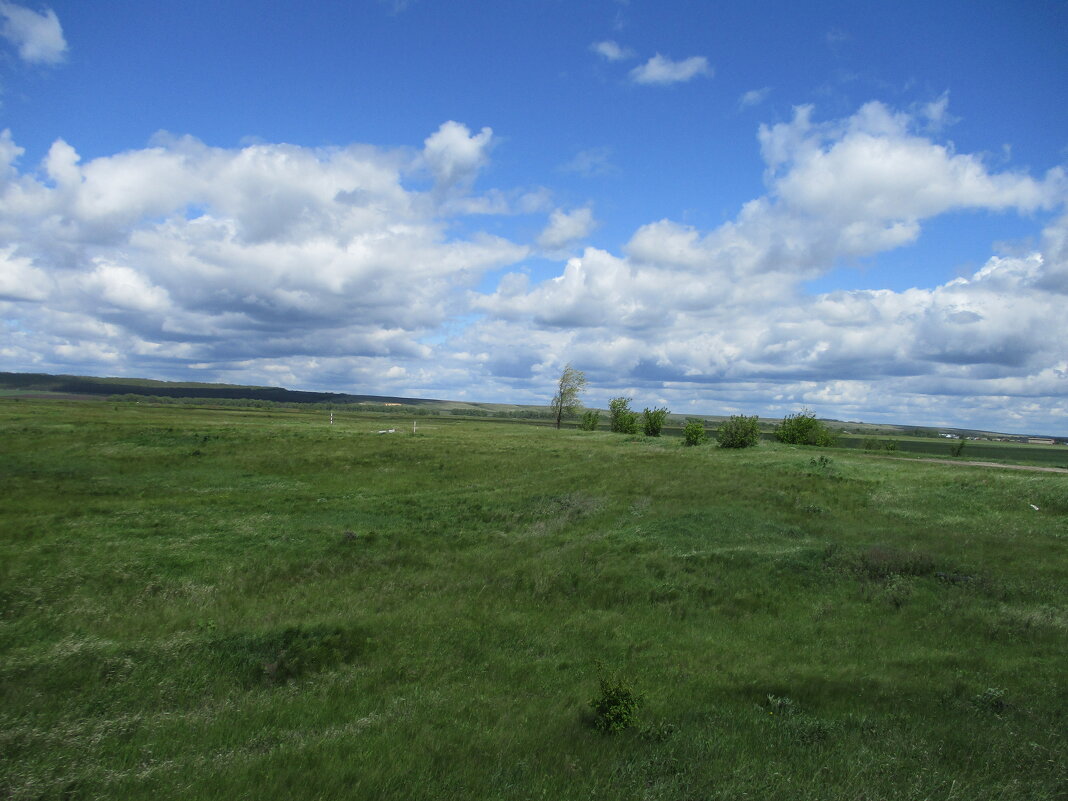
[{"xmin": 1, "ymin": 0, "xmax": 1066, "ymax": 434}]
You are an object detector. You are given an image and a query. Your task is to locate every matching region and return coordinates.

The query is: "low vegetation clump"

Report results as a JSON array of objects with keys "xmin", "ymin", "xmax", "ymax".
[
  {"xmin": 608, "ymin": 396, "xmax": 639, "ymax": 434},
  {"xmin": 579, "ymin": 410, "xmax": 601, "ymax": 431},
  {"xmin": 715, "ymin": 414, "xmax": 760, "ymax": 448},
  {"xmin": 775, "ymin": 408, "xmax": 837, "ymax": 447},
  {"xmin": 863, "ymin": 438, "xmax": 898, "ymax": 452},
  {"xmin": 642, "ymin": 406, "xmax": 669, "ymax": 437},
  {"xmin": 682, "ymin": 418, "xmax": 708, "ymax": 446},
  {"xmin": 1, "ymin": 397, "xmax": 1064, "ymax": 800},
  {"xmin": 589, "ymin": 670, "xmax": 643, "ymax": 733}
]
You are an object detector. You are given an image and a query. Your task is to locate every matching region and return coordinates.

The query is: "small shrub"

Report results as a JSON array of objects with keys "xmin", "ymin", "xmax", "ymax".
[
  {"xmin": 972, "ymin": 687, "xmax": 1007, "ymax": 715},
  {"xmin": 864, "ymin": 438, "xmax": 898, "ymax": 452},
  {"xmin": 682, "ymin": 419, "xmax": 708, "ymax": 446},
  {"xmin": 775, "ymin": 408, "xmax": 836, "ymax": 447},
  {"xmin": 579, "ymin": 410, "xmax": 601, "ymax": 431},
  {"xmin": 608, "ymin": 397, "xmax": 639, "ymax": 434},
  {"xmin": 716, "ymin": 415, "xmax": 760, "ymax": 448},
  {"xmin": 589, "ymin": 671, "xmax": 643, "ymax": 733},
  {"xmin": 949, "ymin": 440, "xmax": 966, "ymax": 457},
  {"xmin": 642, "ymin": 406, "xmax": 669, "ymax": 437},
  {"xmin": 765, "ymin": 694, "xmax": 797, "ymax": 717},
  {"xmin": 809, "ymin": 454, "xmax": 834, "ymax": 472}
]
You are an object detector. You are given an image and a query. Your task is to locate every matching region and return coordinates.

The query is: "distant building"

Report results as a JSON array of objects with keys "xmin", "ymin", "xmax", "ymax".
[{"xmin": 1027, "ymin": 438, "xmax": 1055, "ymax": 445}]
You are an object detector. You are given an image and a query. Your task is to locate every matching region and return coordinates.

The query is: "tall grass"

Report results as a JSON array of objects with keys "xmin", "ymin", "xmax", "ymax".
[{"xmin": 1, "ymin": 399, "xmax": 1065, "ymax": 799}]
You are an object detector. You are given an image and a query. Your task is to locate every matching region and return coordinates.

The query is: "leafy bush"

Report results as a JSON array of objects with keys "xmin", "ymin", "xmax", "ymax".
[
  {"xmin": 579, "ymin": 410, "xmax": 600, "ymax": 431},
  {"xmin": 775, "ymin": 408, "xmax": 836, "ymax": 447},
  {"xmin": 589, "ymin": 671, "xmax": 643, "ymax": 733},
  {"xmin": 716, "ymin": 415, "xmax": 760, "ymax": 448},
  {"xmin": 949, "ymin": 439, "xmax": 966, "ymax": 457},
  {"xmin": 642, "ymin": 406, "xmax": 668, "ymax": 437},
  {"xmin": 682, "ymin": 419, "xmax": 708, "ymax": 447},
  {"xmin": 608, "ymin": 397, "xmax": 639, "ymax": 434}
]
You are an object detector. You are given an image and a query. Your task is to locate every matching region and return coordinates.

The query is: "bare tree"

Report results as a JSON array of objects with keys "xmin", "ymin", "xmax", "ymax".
[{"xmin": 551, "ymin": 364, "xmax": 587, "ymax": 429}]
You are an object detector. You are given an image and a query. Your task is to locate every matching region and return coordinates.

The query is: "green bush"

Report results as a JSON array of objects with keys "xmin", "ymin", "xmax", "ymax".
[
  {"xmin": 774, "ymin": 408, "xmax": 836, "ymax": 447},
  {"xmin": 716, "ymin": 414, "xmax": 760, "ymax": 448},
  {"xmin": 682, "ymin": 419, "xmax": 708, "ymax": 446},
  {"xmin": 642, "ymin": 406, "xmax": 668, "ymax": 437},
  {"xmin": 949, "ymin": 439, "xmax": 966, "ymax": 457},
  {"xmin": 608, "ymin": 397, "xmax": 639, "ymax": 434},
  {"xmin": 589, "ymin": 672, "xmax": 643, "ymax": 733},
  {"xmin": 579, "ymin": 410, "xmax": 600, "ymax": 431}
]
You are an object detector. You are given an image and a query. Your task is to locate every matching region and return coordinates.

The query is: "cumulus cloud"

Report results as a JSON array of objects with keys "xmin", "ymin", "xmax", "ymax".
[
  {"xmin": 630, "ymin": 54, "xmax": 711, "ymax": 85},
  {"xmin": 0, "ymin": 125, "xmax": 526, "ymax": 383},
  {"xmin": 537, "ymin": 206, "xmax": 596, "ymax": 252},
  {"xmin": 466, "ymin": 102, "xmax": 1068, "ymax": 432},
  {"xmin": 422, "ymin": 120, "xmax": 493, "ymax": 191},
  {"xmin": 590, "ymin": 40, "xmax": 633, "ymax": 61},
  {"xmin": 0, "ymin": 1, "xmax": 66, "ymax": 64},
  {"xmin": 4, "ymin": 100, "xmax": 1067, "ymax": 434}
]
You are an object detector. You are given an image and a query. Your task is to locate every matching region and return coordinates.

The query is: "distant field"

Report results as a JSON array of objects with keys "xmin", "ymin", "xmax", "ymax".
[
  {"xmin": 834, "ymin": 435, "xmax": 1068, "ymax": 469},
  {"xmin": 1, "ymin": 398, "xmax": 1065, "ymax": 800}
]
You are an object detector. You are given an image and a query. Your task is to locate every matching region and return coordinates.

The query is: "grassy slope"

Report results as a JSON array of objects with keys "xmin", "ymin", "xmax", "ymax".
[{"xmin": 1, "ymin": 399, "xmax": 1065, "ymax": 800}]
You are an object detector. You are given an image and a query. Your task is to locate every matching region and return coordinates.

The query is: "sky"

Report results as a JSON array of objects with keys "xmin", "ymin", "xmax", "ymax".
[{"xmin": 0, "ymin": 1, "xmax": 1066, "ymax": 435}]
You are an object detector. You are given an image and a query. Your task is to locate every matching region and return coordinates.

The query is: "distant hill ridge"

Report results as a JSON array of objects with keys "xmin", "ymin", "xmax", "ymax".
[
  {"xmin": 2, "ymin": 371, "xmax": 1061, "ymax": 441},
  {"xmin": 0, "ymin": 371, "xmax": 445, "ymax": 407}
]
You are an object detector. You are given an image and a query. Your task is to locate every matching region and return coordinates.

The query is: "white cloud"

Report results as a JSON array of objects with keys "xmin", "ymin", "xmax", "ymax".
[
  {"xmin": 0, "ymin": 1, "xmax": 66, "ymax": 64},
  {"xmin": 422, "ymin": 121, "xmax": 493, "ymax": 191},
  {"xmin": 629, "ymin": 54, "xmax": 711, "ymax": 85},
  {"xmin": 590, "ymin": 40, "xmax": 633, "ymax": 61},
  {"xmin": 464, "ymin": 102, "xmax": 1068, "ymax": 432},
  {"xmin": 3, "ymin": 101, "xmax": 1067, "ymax": 434},
  {"xmin": 0, "ymin": 245, "xmax": 51, "ymax": 300},
  {"xmin": 0, "ymin": 125, "xmax": 527, "ymax": 382},
  {"xmin": 739, "ymin": 87, "xmax": 771, "ymax": 109},
  {"xmin": 919, "ymin": 91, "xmax": 958, "ymax": 133},
  {"xmin": 536, "ymin": 206, "xmax": 596, "ymax": 252}
]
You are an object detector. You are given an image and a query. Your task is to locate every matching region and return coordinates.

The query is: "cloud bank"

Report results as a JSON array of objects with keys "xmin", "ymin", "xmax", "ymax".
[{"xmin": 1, "ymin": 101, "xmax": 1066, "ymax": 432}]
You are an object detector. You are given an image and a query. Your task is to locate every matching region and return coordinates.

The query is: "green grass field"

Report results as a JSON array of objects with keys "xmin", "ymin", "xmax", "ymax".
[{"xmin": 1, "ymin": 399, "xmax": 1065, "ymax": 799}]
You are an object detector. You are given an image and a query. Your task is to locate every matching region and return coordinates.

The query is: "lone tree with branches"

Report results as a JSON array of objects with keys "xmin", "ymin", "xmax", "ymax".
[{"xmin": 551, "ymin": 364, "xmax": 587, "ymax": 429}]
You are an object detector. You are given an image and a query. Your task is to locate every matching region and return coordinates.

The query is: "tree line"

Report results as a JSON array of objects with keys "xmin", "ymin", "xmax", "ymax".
[{"xmin": 550, "ymin": 364, "xmax": 835, "ymax": 448}]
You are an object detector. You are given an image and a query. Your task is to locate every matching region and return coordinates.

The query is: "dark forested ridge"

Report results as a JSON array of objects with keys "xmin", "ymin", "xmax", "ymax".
[{"xmin": 0, "ymin": 371, "xmax": 443, "ymax": 406}]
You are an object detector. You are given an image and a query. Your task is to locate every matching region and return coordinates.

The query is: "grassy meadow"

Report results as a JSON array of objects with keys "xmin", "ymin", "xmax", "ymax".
[{"xmin": 1, "ymin": 398, "xmax": 1066, "ymax": 799}]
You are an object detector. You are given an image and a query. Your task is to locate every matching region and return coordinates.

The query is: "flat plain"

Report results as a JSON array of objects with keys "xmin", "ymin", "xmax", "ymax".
[{"xmin": 1, "ymin": 398, "xmax": 1065, "ymax": 800}]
